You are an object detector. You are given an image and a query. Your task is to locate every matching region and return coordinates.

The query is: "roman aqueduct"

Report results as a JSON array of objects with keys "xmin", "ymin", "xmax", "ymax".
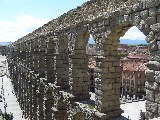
[{"xmin": 6, "ymin": 0, "xmax": 160, "ymax": 119}]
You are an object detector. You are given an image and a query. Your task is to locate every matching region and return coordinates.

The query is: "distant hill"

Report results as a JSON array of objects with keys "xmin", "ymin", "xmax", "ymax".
[
  {"xmin": 120, "ymin": 39, "xmax": 147, "ymax": 45},
  {"xmin": 88, "ymin": 38, "xmax": 147, "ymax": 45},
  {"xmin": 0, "ymin": 42, "xmax": 12, "ymax": 46}
]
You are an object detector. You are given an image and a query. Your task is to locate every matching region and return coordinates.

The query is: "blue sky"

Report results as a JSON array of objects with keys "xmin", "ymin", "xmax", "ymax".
[{"xmin": 0, "ymin": 0, "xmax": 146, "ymax": 43}]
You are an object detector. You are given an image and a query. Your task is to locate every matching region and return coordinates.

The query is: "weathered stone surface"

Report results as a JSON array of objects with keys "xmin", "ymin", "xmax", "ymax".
[
  {"xmin": 157, "ymin": 41, "xmax": 160, "ymax": 50},
  {"xmin": 155, "ymin": 71, "xmax": 160, "ymax": 83},
  {"xmin": 141, "ymin": 9, "xmax": 149, "ymax": 20},
  {"xmin": 149, "ymin": 50, "xmax": 160, "ymax": 61},
  {"xmin": 146, "ymin": 0, "xmax": 159, "ymax": 8},
  {"xmin": 155, "ymin": 92, "xmax": 160, "ymax": 103},
  {"xmin": 147, "ymin": 61, "xmax": 160, "ymax": 71},
  {"xmin": 146, "ymin": 31, "xmax": 155, "ymax": 43},
  {"xmin": 146, "ymin": 89, "xmax": 155, "ymax": 101},
  {"xmin": 145, "ymin": 69, "xmax": 155, "ymax": 82},
  {"xmin": 145, "ymin": 81, "xmax": 158, "ymax": 90},
  {"xmin": 146, "ymin": 16, "xmax": 156, "ymax": 25},
  {"xmin": 158, "ymin": 104, "xmax": 160, "ymax": 116},
  {"xmin": 146, "ymin": 101, "xmax": 158, "ymax": 113},
  {"xmin": 150, "ymin": 23, "xmax": 160, "ymax": 32},
  {"xmin": 145, "ymin": 111, "xmax": 154, "ymax": 119},
  {"xmin": 148, "ymin": 39, "xmax": 158, "ymax": 52}
]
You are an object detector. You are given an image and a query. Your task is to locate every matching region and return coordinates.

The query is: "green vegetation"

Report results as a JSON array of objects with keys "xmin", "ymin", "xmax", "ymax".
[
  {"xmin": 129, "ymin": 44, "xmax": 147, "ymax": 46},
  {"xmin": 129, "ymin": 44, "xmax": 138, "ymax": 46},
  {"xmin": 88, "ymin": 104, "xmax": 95, "ymax": 109},
  {"xmin": 118, "ymin": 53, "xmax": 128, "ymax": 58},
  {"xmin": 0, "ymin": 112, "xmax": 13, "ymax": 120}
]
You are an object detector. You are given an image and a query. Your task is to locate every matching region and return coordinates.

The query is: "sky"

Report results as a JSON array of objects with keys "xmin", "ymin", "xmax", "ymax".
[{"xmin": 0, "ymin": 0, "xmax": 146, "ymax": 43}]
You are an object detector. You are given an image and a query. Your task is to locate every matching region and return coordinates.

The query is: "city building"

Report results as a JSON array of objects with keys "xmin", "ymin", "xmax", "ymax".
[
  {"xmin": 86, "ymin": 44, "xmax": 96, "ymax": 92},
  {"xmin": 120, "ymin": 59, "xmax": 147, "ymax": 99}
]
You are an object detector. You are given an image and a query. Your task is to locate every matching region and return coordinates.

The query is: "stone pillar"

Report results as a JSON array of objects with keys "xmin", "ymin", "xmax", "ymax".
[
  {"xmin": 28, "ymin": 40, "xmax": 34, "ymax": 71},
  {"xmin": 53, "ymin": 99, "xmax": 68, "ymax": 120},
  {"xmin": 24, "ymin": 72, "xmax": 29, "ymax": 119},
  {"xmin": 19, "ymin": 67, "xmax": 23, "ymax": 109},
  {"xmin": 38, "ymin": 38, "xmax": 46, "ymax": 78},
  {"xmin": 37, "ymin": 79, "xmax": 45, "ymax": 120},
  {"xmin": 44, "ymin": 86, "xmax": 54, "ymax": 120},
  {"xmin": 21, "ymin": 68, "xmax": 25, "ymax": 116},
  {"xmin": 56, "ymin": 35, "xmax": 69, "ymax": 90},
  {"xmin": 32, "ymin": 73, "xmax": 39, "ymax": 120},
  {"xmin": 33, "ymin": 38, "xmax": 39, "ymax": 74},
  {"xmin": 45, "ymin": 38, "xmax": 56, "ymax": 84},
  {"xmin": 25, "ymin": 41, "xmax": 30, "ymax": 118},
  {"xmin": 28, "ymin": 71, "xmax": 34, "ymax": 120},
  {"xmin": 92, "ymin": 30, "xmax": 123, "ymax": 119},
  {"xmin": 68, "ymin": 32, "xmax": 90, "ymax": 101},
  {"xmin": 145, "ymin": 51, "xmax": 160, "ymax": 119},
  {"xmin": 95, "ymin": 54, "xmax": 123, "ymax": 118}
]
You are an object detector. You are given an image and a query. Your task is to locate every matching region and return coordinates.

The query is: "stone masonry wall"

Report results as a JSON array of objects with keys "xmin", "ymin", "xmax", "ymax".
[{"xmin": 6, "ymin": 0, "xmax": 160, "ymax": 119}]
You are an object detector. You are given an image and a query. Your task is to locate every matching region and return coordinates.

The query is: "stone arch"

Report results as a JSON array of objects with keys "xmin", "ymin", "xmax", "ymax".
[
  {"xmin": 92, "ymin": 13, "xmax": 156, "ymax": 118},
  {"xmin": 73, "ymin": 112, "xmax": 85, "ymax": 120},
  {"xmin": 45, "ymin": 37, "xmax": 56, "ymax": 84},
  {"xmin": 37, "ymin": 79, "xmax": 45, "ymax": 120},
  {"xmin": 56, "ymin": 34, "xmax": 69, "ymax": 90},
  {"xmin": 44, "ymin": 84, "xmax": 54, "ymax": 120},
  {"xmin": 71, "ymin": 30, "xmax": 91, "ymax": 101}
]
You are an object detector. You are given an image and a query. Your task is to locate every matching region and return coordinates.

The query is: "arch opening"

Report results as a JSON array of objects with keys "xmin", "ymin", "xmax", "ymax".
[
  {"xmin": 102, "ymin": 24, "xmax": 148, "ymax": 119},
  {"xmin": 119, "ymin": 26, "xmax": 148, "ymax": 119}
]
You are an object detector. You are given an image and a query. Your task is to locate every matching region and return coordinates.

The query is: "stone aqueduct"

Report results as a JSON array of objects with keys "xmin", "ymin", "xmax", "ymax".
[{"xmin": 6, "ymin": 0, "xmax": 160, "ymax": 119}]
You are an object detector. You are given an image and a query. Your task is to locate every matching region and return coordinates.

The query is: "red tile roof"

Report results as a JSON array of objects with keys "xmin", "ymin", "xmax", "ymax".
[{"xmin": 121, "ymin": 61, "xmax": 147, "ymax": 71}]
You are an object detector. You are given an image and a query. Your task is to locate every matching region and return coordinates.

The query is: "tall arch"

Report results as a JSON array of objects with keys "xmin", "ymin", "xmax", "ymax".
[
  {"xmin": 45, "ymin": 37, "xmax": 56, "ymax": 84},
  {"xmin": 56, "ymin": 35, "xmax": 69, "ymax": 90},
  {"xmin": 92, "ymin": 13, "xmax": 158, "ymax": 119},
  {"xmin": 38, "ymin": 37, "xmax": 46, "ymax": 78},
  {"xmin": 71, "ymin": 30, "xmax": 90, "ymax": 101}
]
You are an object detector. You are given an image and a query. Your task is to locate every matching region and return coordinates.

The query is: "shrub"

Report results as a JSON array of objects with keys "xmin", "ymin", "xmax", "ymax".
[
  {"xmin": 0, "ymin": 112, "xmax": 13, "ymax": 120},
  {"xmin": 88, "ymin": 104, "xmax": 95, "ymax": 109}
]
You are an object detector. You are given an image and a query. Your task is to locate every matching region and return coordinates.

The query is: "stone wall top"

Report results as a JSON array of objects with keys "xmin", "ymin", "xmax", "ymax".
[{"xmin": 14, "ymin": 0, "xmax": 143, "ymax": 44}]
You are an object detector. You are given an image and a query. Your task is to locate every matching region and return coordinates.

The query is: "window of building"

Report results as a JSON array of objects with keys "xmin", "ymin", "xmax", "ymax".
[
  {"xmin": 91, "ymin": 81, "xmax": 94, "ymax": 86},
  {"xmin": 131, "ymin": 87, "xmax": 134, "ymax": 91},
  {"xmin": 131, "ymin": 80, "xmax": 134, "ymax": 86},
  {"xmin": 137, "ymin": 80, "xmax": 141, "ymax": 86},
  {"xmin": 90, "ymin": 75, "xmax": 94, "ymax": 80},
  {"xmin": 138, "ymin": 73, "xmax": 141, "ymax": 78},
  {"xmin": 123, "ymin": 79, "xmax": 127, "ymax": 84},
  {"xmin": 127, "ymin": 80, "xmax": 130, "ymax": 84},
  {"xmin": 137, "ymin": 88, "xmax": 141, "ymax": 92},
  {"xmin": 127, "ymin": 86, "xmax": 129, "ymax": 91}
]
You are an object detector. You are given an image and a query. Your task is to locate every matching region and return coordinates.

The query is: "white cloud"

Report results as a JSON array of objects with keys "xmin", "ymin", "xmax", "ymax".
[
  {"xmin": 0, "ymin": 15, "xmax": 49, "ymax": 42},
  {"xmin": 0, "ymin": 18, "xmax": 145, "ymax": 43},
  {"xmin": 120, "ymin": 26, "xmax": 146, "ymax": 40}
]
